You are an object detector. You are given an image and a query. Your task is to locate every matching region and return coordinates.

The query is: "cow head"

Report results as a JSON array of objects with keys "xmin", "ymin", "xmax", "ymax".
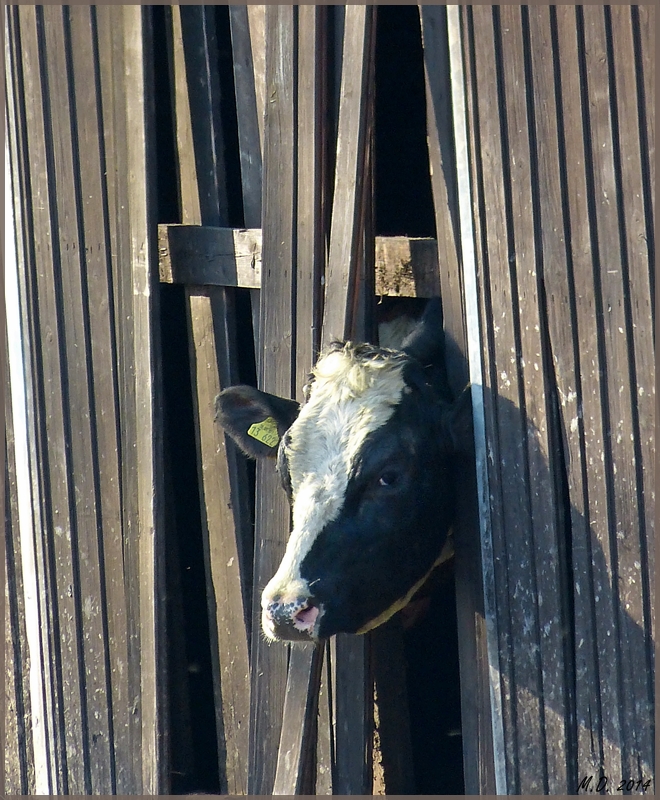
[{"xmin": 215, "ymin": 299, "xmax": 470, "ymax": 642}]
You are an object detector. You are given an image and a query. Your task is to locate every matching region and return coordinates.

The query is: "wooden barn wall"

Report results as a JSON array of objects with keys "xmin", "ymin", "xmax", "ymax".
[
  {"xmin": 5, "ymin": 6, "xmax": 164, "ymax": 794},
  {"xmin": 457, "ymin": 5, "xmax": 654, "ymax": 793}
]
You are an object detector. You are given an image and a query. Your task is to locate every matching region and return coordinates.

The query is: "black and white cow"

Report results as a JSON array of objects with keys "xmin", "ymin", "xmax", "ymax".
[{"xmin": 215, "ymin": 299, "xmax": 469, "ymax": 642}]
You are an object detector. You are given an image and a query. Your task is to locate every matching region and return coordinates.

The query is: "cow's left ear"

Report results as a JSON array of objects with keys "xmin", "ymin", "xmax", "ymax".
[{"xmin": 215, "ymin": 385, "xmax": 300, "ymax": 458}]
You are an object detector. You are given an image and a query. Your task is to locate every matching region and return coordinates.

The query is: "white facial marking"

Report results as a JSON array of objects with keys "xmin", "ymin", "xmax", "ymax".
[{"xmin": 261, "ymin": 345, "xmax": 407, "ymax": 610}]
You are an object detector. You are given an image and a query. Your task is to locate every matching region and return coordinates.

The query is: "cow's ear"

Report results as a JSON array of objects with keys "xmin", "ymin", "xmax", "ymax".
[
  {"xmin": 215, "ymin": 385, "xmax": 300, "ymax": 458},
  {"xmin": 402, "ymin": 298, "xmax": 451, "ymax": 400}
]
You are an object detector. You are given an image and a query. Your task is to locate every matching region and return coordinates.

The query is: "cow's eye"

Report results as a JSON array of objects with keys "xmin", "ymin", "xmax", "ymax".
[{"xmin": 378, "ymin": 469, "xmax": 399, "ymax": 487}]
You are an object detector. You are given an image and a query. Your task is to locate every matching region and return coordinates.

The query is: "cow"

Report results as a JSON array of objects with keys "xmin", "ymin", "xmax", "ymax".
[{"xmin": 215, "ymin": 298, "xmax": 469, "ymax": 642}]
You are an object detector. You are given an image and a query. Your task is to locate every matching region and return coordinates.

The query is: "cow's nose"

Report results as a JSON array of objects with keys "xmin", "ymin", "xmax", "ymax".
[{"xmin": 262, "ymin": 596, "xmax": 320, "ymax": 641}]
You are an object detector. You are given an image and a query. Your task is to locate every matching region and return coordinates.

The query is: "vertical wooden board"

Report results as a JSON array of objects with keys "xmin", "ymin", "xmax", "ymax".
[
  {"xmin": 422, "ymin": 8, "xmax": 496, "ymax": 794},
  {"xmin": 229, "ymin": 4, "xmax": 263, "ymax": 229},
  {"xmin": 40, "ymin": 8, "xmax": 115, "ymax": 791},
  {"xmin": 581, "ymin": 6, "xmax": 649, "ymax": 781},
  {"xmin": 4, "ymin": 361, "xmax": 36, "ymax": 796},
  {"xmin": 526, "ymin": 7, "xmax": 598, "ymax": 785},
  {"xmin": 295, "ymin": 4, "xmax": 326, "ymax": 397},
  {"xmin": 247, "ymin": 5, "xmax": 266, "ymax": 154},
  {"xmin": 323, "ymin": 5, "xmax": 375, "ymax": 343},
  {"xmin": 498, "ymin": 7, "xmax": 570, "ymax": 791},
  {"xmin": 272, "ymin": 643, "xmax": 323, "ymax": 795},
  {"xmin": 469, "ymin": 7, "xmax": 545, "ymax": 791},
  {"xmin": 171, "ymin": 5, "xmax": 254, "ymax": 791},
  {"xmin": 67, "ymin": 7, "xmax": 135, "ymax": 792},
  {"xmin": 186, "ymin": 289, "xmax": 251, "ymax": 795},
  {"xmin": 122, "ymin": 6, "xmax": 165, "ymax": 793},
  {"xmin": 228, "ymin": 4, "xmax": 263, "ymax": 357},
  {"xmin": 608, "ymin": 5, "xmax": 655, "ymax": 776},
  {"xmin": 419, "ymin": 5, "xmax": 464, "ymax": 392},
  {"xmin": 16, "ymin": 7, "xmax": 88, "ymax": 793},
  {"xmin": 6, "ymin": 16, "xmax": 64, "ymax": 789},
  {"xmin": 636, "ymin": 5, "xmax": 654, "ymax": 229},
  {"xmin": 248, "ymin": 6, "xmax": 297, "ymax": 794},
  {"xmin": 94, "ymin": 7, "xmax": 143, "ymax": 791},
  {"xmin": 589, "ymin": 7, "xmax": 653, "ymax": 780},
  {"xmin": 610, "ymin": 2, "xmax": 656, "ymax": 654},
  {"xmin": 555, "ymin": 6, "xmax": 622, "ymax": 782}
]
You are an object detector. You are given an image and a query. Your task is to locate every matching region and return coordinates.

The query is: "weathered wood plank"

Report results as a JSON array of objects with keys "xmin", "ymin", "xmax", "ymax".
[
  {"xmin": 375, "ymin": 237, "xmax": 439, "ymax": 300},
  {"xmin": 95, "ymin": 7, "xmax": 144, "ymax": 791},
  {"xmin": 609, "ymin": 5, "xmax": 655, "ymax": 779},
  {"xmin": 469, "ymin": 8, "xmax": 546, "ymax": 792},
  {"xmin": 582, "ymin": 6, "xmax": 652, "ymax": 781},
  {"xmin": 5, "ymin": 13, "xmax": 56, "ymax": 790},
  {"xmin": 500, "ymin": 7, "xmax": 571, "ymax": 792},
  {"xmin": 170, "ymin": 5, "xmax": 252, "ymax": 793},
  {"xmin": 526, "ymin": 7, "xmax": 597, "ymax": 787},
  {"xmin": 458, "ymin": 6, "xmax": 508, "ymax": 792},
  {"xmin": 186, "ymin": 289, "xmax": 251, "ymax": 794},
  {"xmin": 123, "ymin": 7, "xmax": 165, "ymax": 793},
  {"xmin": 419, "ymin": 5, "xmax": 463, "ymax": 392},
  {"xmin": 158, "ymin": 225, "xmax": 262, "ymax": 287},
  {"xmin": 5, "ymin": 337, "xmax": 36, "ymax": 796},
  {"xmin": 228, "ymin": 4, "xmax": 263, "ymax": 353},
  {"xmin": 67, "ymin": 8, "xmax": 134, "ymax": 793},
  {"xmin": 323, "ymin": 5, "xmax": 376, "ymax": 343},
  {"xmin": 272, "ymin": 644, "xmax": 324, "ymax": 795},
  {"xmin": 17, "ymin": 7, "xmax": 89, "ymax": 792},
  {"xmin": 248, "ymin": 6, "xmax": 297, "ymax": 794}
]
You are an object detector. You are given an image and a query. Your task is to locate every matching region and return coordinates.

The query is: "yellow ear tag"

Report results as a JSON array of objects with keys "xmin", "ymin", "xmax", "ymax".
[{"xmin": 247, "ymin": 416, "xmax": 280, "ymax": 448}]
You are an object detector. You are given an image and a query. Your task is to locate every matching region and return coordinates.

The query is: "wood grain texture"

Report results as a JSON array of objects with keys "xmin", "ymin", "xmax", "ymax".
[
  {"xmin": 122, "ymin": 7, "xmax": 165, "ymax": 793},
  {"xmin": 322, "ymin": 5, "xmax": 375, "ymax": 343},
  {"xmin": 158, "ymin": 224, "xmax": 262, "ymax": 288},
  {"xmin": 171, "ymin": 5, "xmax": 252, "ymax": 792},
  {"xmin": 248, "ymin": 6, "xmax": 297, "ymax": 794}
]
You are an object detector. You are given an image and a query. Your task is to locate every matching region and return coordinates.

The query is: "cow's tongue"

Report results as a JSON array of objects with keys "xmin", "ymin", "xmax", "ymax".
[{"xmin": 293, "ymin": 605, "xmax": 319, "ymax": 631}]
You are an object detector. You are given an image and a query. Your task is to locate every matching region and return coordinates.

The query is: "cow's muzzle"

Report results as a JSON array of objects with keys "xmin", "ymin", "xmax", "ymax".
[{"xmin": 262, "ymin": 595, "xmax": 321, "ymax": 642}]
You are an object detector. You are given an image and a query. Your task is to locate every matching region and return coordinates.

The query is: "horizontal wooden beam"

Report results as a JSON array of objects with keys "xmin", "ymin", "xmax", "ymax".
[
  {"xmin": 158, "ymin": 224, "xmax": 262, "ymax": 288},
  {"xmin": 158, "ymin": 224, "xmax": 439, "ymax": 298}
]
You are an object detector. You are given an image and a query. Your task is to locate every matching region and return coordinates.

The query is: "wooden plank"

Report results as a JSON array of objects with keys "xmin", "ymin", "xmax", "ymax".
[
  {"xmin": 5, "ymin": 14, "xmax": 57, "ymax": 791},
  {"xmin": 610, "ymin": 6, "xmax": 655, "ymax": 686},
  {"xmin": 419, "ymin": 5, "xmax": 464, "ymax": 395},
  {"xmin": 122, "ymin": 7, "xmax": 165, "ymax": 793},
  {"xmin": 170, "ymin": 6, "xmax": 252, "ymax": 793},
  {"xmin": 229, "ymin": 4, "xmax": 264, "ymax": 352},
  {"xmin": 16, "ymin": 8, "xmax": 89, "ymax": 792},
  {"xmin": 322, "ymin": 5, "xmax": 376, "ymax": 343},
  {"xmin": 248, "ymin": 6, "xmax": 297, "ymax": 794},
  {"xmin": 186, "ymin": 289, "xmax": 252, "ymax": 795},
  {"xmin": 609, "ymin": 4, "xmax": 655, "ymax": 778},
  {"xmin": 582, "ymin": 6, "xmax": 652, "ymax": 781},
  {"xmin": 525, "ymin": 6, "xmax": 597, "ymax": 788},
  {"xmin": 272, "ymin": 644, "xmax": 324, "ymax": 795},
  {"xmin": 5, "ymin": 337, "xmax": 36, "ymax": 796},
  {"xmin": 374, "ymin": 237, "xmax": 439, "ymax": 300},
  {"xmin": 636, "ymin": 5, "xmax": 654, "ymax": 230},
  {"xmin": 469, "ymin": 8, "xmax": 546, "ymax": 792},
  {"xmin": 67, "ymin": 8, "xmax": 134, "ymax": 793},
  {"xmin": 95, "ymin": 7, "xmax": 144, "ymax": 792},
  {"xmin": 158, "ymin": 224, "xmax": 262, "ymax": 287},
  {"xmin": 272, "ymin": 10, "xmax": 330, "ymax": 794},
  {"xmin": 456, "ymin": 6, "xmax": 507, "ymax": 793},
  {"xmin": 500, "ymin": 7, "xmax": 571, "ymax": 793}
]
